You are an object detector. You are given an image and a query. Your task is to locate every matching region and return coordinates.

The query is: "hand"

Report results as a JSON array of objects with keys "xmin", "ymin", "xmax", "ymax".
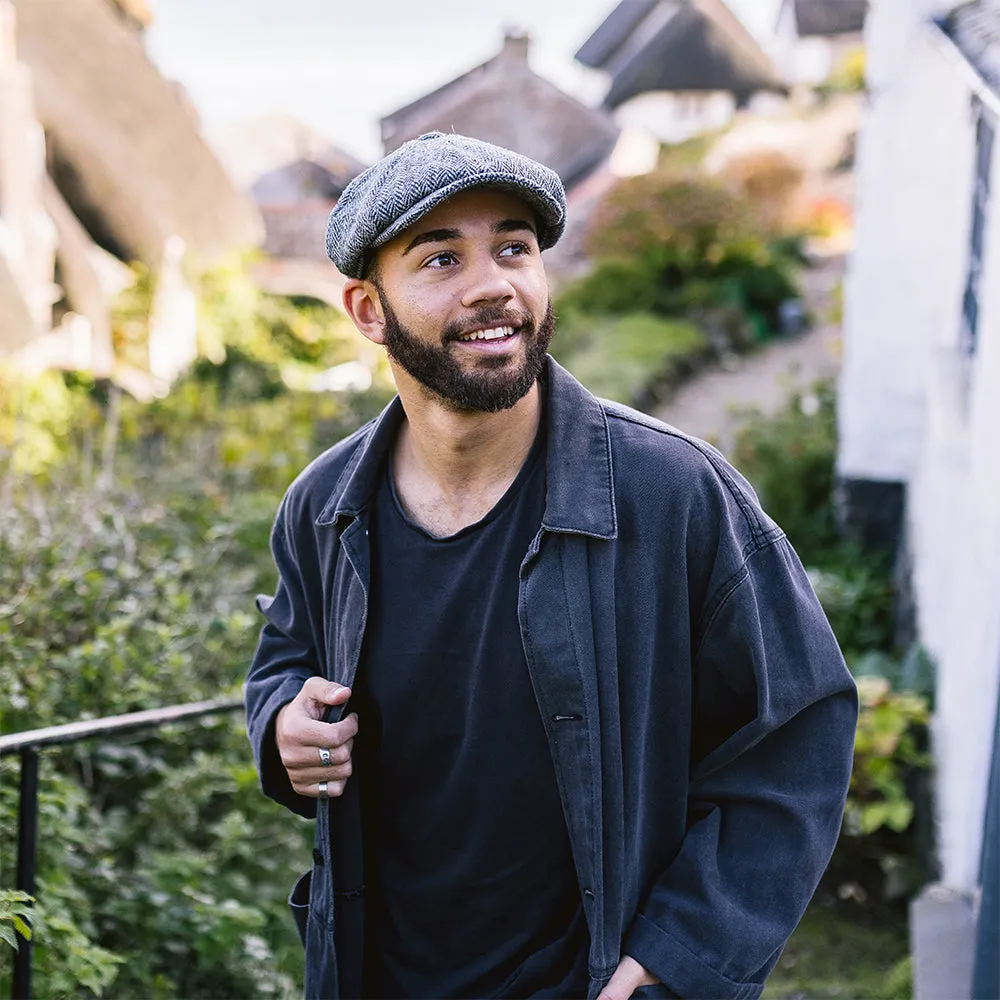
[
  {"xmin": 596, "ymin": 954, "xmax": 659, "ymax": 1000},
  {"xmin": 275, "ymin": 677, "xmax": 358, "ymax": 798}
]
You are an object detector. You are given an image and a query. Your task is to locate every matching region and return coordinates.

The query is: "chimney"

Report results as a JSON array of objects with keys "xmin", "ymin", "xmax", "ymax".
[{"xmin": 500, "ymin": 27, "xmax": 530, "ymax": 65}]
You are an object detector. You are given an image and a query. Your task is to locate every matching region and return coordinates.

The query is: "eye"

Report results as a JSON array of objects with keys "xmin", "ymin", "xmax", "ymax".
[
  {"xmin": 424, "ymin": 251, "xmax": 458, "ymax": 269},
  {"xmin": 498, "ymin": 241, "xmax": 531, "ymax": 258}
]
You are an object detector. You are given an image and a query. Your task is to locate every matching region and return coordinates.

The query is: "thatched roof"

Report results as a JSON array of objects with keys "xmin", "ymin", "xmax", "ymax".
[
  {"xmin": 250, "ymin": 158, "xmax": 362, "ymax": 206},
  {"xmin": 945, "ymin": 0, "xmax": 1000, "ymax": 96},
  {"xmin": 11, "ymin": 0, "xmax": 262, "ymax": 268},
  {"xmin": 380, "ymin": 32, "xmax": 619, "ymax": 188},
  {"xmin": 577, "ymin": 0, "xmax": 783, "ymax": 106}
]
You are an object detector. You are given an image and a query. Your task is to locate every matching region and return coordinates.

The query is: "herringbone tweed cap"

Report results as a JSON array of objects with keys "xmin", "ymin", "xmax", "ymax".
[{"xmin": 325, "ymin": 132, "xmax": 567, "ymax": 279}]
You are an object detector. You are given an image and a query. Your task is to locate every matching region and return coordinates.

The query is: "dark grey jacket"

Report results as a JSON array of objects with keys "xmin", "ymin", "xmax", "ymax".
[{"xmin": 245, "ymin": 358, "xmax": 858, "ymax": 1000}]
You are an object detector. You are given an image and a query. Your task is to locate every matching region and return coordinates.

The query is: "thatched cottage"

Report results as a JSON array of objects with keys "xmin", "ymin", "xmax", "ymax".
[
  {"xmin": 0, "ymin": 0, "xmax": 261, "ymax": 374},
  {"xmin": 380, "ymin": 30, "xmax": 620, "ymax": 191},
  {"xmin": 576, "ymin": 0, "xmax": 784, "ymax": 145}
]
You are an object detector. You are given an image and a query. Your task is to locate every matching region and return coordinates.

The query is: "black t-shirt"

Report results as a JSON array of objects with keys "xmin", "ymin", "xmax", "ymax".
[{"xmin": 354, "ymin": 421, "xmax": 589, "ymax": 999}]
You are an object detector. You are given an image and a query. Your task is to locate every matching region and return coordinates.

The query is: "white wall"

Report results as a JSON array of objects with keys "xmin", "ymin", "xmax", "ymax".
[
  {"xmin": 838, "ymin": 0, "xmax": 973, "ymax": 483},
  {"xmin": 838, "ymin": 0, "xmax": 1000, "ymax": 893},
  {"xmin": 613, "ymin": 90, "xmax": 736, "ymax": 146},
  {"xmin": 911, "ymin": 135, "xmax": 1000, "ymax": 892}
]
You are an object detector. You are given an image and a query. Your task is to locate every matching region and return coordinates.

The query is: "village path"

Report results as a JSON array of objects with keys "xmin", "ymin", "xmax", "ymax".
[{"xmin": 650, "ymin": 253, "xmax": 845, "ymax": 454}]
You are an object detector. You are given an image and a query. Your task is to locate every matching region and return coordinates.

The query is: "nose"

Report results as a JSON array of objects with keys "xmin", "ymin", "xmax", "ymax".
[{"xmin": 460, "ymin": 252, "xmax": 516, "ymax": 308}]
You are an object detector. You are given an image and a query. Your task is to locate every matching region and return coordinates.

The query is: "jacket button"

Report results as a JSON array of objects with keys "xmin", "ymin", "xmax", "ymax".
[
  {"xmin": 312, "ymin": 849, "xmax": 325, "ymax": 866},
  {"xmin": 583, "ymin": 888, "xmax": 595, "ymax": 899}
]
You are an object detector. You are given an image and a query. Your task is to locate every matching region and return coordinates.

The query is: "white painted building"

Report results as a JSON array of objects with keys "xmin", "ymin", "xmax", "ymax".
[
  {"xmin": 575, "ymin": 0, "xmax": 784, "ymax": 146},
  {"xmin": 838, "ymin": 0, "xmax": 1000, "ymax": 992},
  {"xmin": 770, "ymin": 0, "xmax": 868, "ymax": 85}
]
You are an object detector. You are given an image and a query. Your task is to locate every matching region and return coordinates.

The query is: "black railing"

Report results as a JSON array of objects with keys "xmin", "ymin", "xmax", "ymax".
[{"xmin": 0, "ymin": 697, "xmax": 244, "ymax": 1000}]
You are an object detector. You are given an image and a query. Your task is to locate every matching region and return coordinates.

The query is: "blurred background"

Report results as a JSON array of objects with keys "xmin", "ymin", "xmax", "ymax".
[{"xmin": 1, "ymin": 0, "xmax": 998, "ymax": 997}]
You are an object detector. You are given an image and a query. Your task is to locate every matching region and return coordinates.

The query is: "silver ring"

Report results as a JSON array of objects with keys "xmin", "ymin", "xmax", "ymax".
[
  {"xmin": 318, "ymin": 781, "xmax": 329, "ymax": 799},
  {"xmin": 319, "ymin": 747, "xmax": 332, "ymax": 767}
]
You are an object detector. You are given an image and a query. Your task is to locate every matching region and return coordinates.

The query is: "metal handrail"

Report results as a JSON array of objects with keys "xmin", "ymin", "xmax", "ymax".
[{"xmin": 1, "ymin": 696, "xmax": 245, "ymax": 1000}]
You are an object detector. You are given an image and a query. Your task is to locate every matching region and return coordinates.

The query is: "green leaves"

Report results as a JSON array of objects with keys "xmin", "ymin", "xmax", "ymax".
[{"xmin": 0, "ymin": 890, "xmax": 34, "ymax": 950}]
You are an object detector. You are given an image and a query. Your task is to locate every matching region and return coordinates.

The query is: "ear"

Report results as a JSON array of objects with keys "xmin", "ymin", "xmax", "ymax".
[{"xmin": 342, "ymin": 279, "xmax": 386, "ymax": 345}]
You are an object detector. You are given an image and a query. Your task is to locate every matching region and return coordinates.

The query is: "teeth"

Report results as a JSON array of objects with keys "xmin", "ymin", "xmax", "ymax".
[{"xmin": 459, "ymin": 326, "xmax": 514, "ymax": 342}]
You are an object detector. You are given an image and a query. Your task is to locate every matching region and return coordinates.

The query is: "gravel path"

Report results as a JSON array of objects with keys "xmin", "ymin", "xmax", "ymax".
[{"xmin": 651, "ymin": 254, "xmax": 845, "ymax": 455}]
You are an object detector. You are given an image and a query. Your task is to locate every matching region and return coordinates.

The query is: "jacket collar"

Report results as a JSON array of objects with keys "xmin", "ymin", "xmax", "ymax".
[{"xmin": 316, "ymin": 356, "xmax": 617, "ymax": 540}]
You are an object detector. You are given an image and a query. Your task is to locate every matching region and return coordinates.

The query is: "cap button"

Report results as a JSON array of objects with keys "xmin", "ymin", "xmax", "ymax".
[{"xmin": 417, "ymin": 132, "xmax": 444, "ymax": 141}]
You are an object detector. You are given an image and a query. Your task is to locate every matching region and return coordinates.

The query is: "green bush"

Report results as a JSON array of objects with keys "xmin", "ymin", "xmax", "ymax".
[
  {"xmin": 558, "ymin": 172, "xmax": 802, "ymax": 344},
  {"xmin": 732, "ymin": 382, "xmax": 895, "ymax": 657},
  {"xmin": 0, "ymin": 341, "xmax": 394, "ymax": 997},
  {"xmin": 0, "ymin": 413, "xmax": 309, "ymax": 996},
  {"xmin": 731, "ymin": 381, "xmax": 840, "ymax": 561},
  {"xmin": 730, "ymin": 381, "xmax": 934, "ymax": 912}
]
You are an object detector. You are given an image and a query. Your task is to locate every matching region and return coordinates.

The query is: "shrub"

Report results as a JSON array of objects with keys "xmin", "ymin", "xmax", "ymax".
[
  {"xmin": 586, "ymin": 173, "xmax": 761, "ymax": 268},
  {"xmin": 828, "ymin": 675, "xmax": 933, "ymax": 905},
  {"xmin": 561, "ymin": 172, "xmax": 802, "ymax": 344},
  {"xmin": 0, "ymin": 349, "xmax": 394, "ymax": 997},
  {"xmin": 731, "ymin": 381, "xmax": 897, "ymax": 657},
  {"xmin": 718, "ymin": 151, "xmax": 805, "ymax": 233},
  {"xmin": 731, "ymin": 381, "xmax": 840, "ymax": 562}
]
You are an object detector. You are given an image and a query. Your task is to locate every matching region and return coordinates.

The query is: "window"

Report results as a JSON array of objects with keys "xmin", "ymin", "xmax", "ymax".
[{"xmin": 960, "ymin": 98, "xmax": 996, "ymax": 356}]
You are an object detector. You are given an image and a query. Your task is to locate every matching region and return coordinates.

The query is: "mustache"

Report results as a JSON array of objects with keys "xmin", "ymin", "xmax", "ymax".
[{"xmin": 442, "ymin": 306, "xmax": 535, "ymax": 343}]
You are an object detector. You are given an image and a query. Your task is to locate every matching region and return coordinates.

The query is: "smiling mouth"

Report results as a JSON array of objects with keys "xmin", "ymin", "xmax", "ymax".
[{"xmin": 456, "ymin": 325, "xmax": 517, "ymax": 343}]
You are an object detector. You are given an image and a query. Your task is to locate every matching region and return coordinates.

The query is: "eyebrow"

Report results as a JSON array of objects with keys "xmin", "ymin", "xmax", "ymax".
[
  {"xmin": 493, "ymin": 218, "xmax": 537, "ymax": 237},
  {"xmin": 400, "ymin": 218, "xmax": 538, "ymax": 257},
  {"xmin": 401, "ymin": 228, "xmax": 462, "ymax": 256}
]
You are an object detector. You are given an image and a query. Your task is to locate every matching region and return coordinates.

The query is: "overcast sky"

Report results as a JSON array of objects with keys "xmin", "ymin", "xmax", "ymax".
[{"xmin": 146, "ymin": 0, "xmax": 781, "ymax": 162}]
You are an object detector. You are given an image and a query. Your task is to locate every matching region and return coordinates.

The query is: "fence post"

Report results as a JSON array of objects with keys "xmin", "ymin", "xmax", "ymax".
[{"xmin": 13, "ymin": 747, "xmax": 39, "ymax": 1000}]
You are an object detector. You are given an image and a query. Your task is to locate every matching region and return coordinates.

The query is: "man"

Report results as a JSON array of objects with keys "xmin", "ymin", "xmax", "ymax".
[{"xmin": 245, "ymin": 132, "xmax": 858, "ymax": 1000}]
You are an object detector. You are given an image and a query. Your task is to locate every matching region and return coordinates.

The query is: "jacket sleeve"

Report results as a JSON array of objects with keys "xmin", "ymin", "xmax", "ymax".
[
  {"xmin": 244, "ymin": 504, "xmax": 321, "ymax": 819},
  {"xmin": 625, "ymin": 533, "xmax": 858, "ymax": 1000}
]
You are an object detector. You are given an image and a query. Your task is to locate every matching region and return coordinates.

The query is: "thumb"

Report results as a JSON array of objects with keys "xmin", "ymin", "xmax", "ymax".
[{"xmin": 299, "ymin": 677, "xmax": 351, "ymax": 710}]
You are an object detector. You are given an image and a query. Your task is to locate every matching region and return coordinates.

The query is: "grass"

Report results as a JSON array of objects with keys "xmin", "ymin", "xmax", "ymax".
[
  {"xmin": 764, "ymin": 902, "xmax": 912, "ymax": 999},
  {"xmin": 551, "ymin": 310, "xmax": 708, "ymax": 406}
]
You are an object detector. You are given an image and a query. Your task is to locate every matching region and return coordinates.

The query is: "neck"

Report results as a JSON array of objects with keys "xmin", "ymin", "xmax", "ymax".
[{"xmin": 390, "ymin": 369, "xmax": 542, "ymax": 534}]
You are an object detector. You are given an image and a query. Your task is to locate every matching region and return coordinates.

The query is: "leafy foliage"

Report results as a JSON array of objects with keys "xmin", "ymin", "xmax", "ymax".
[
  {"xmin": 552, "ymin": 172, "xmax": 804, "ymax": 404},
  {"xmin": 1, "ymin": 275, "xmax": 392, "ymax": 997},
  {"xmin": 731, "ymin": 381, "xmax": 933, "ymax": 911},
  {"xmin": 730, "ymin": 379, "xmax": 896, "ymax": 659},
  {"xmin": 0, "ymin": 892, "xmax": 33, "ymax": 951},
  {"xmin": 717, "ymin": 151, "xmax": 805, "ymax": 234},
  {"xmin": 564, "ymin": 172, "xmax": 801, "ymax": 335}
]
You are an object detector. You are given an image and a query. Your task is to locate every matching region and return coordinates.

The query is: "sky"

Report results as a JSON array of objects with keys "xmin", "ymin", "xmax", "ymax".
[{"xmin": 145, "ymin": 0, "xmax": 781, "ymax": 163}]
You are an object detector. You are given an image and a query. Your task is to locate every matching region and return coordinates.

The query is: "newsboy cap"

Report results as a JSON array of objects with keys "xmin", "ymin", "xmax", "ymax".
[{"xmin": 325, "ymin": 132, "xmax": 567, "ymax": 279}]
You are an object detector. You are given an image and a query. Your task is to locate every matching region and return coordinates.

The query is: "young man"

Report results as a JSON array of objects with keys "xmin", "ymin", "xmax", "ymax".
[{"xmin": 244, "ymin": 133, "xmax": 858, "ymax": 1000}]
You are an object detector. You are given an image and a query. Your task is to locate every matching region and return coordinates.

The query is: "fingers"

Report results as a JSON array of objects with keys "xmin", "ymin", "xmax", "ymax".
[
  {"xmin": 596, "ymin": 955, "xmax": 658, "ymax": 1000},
  {"xmin": 282, "ymin": 737, "xmax": 354, "ymax": 771},
  {"xmin": 294, "ymin": 778, "xmax": 348, "ymax": 800},
  {"xmin": 299, "ymin": 677, "xmax": 352, "ymax": 719},
  {"xmin": 288, "ymin": 761, "xmax": 353, "ymax": 797},
  {"xmin": 277, "ymin": 705, "xmax": 358, "ymax": 754},
  {"xmin": 275, "ymin": 679, "xmax": 360, "ymax": 799},
  {"xmin": 298, "ymin": 713, "xmax": 359, "ymax": 748}
]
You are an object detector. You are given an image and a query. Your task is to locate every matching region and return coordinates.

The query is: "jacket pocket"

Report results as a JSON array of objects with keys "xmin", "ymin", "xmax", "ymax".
[{"xmin": 288, "ymin": 869, "xmax": 312, "ymax": 946}]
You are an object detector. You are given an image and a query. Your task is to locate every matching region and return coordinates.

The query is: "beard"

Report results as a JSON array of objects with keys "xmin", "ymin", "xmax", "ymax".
[{"xmin": 377, "ymin": 286, "xmax": 554, "ymax": 413}]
